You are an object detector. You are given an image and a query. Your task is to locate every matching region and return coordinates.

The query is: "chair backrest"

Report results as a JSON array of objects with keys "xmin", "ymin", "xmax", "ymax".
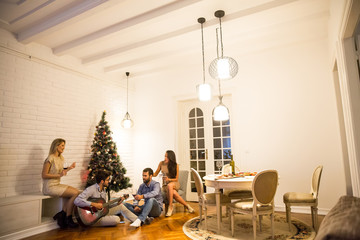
[
  {"xmin": 178, "ymin": 170, "xmax": 189, "ymax": 195},
  {"xmin": 191, "ymin": 168, "xmax": 204, "ymax": 199},
  {"xmin": 252, "ymin": 170, "xmax": 278, "ymax": 205},
  {"xmin": 221, "ymin": 164, "xmax": 240, "ymax": 174},
  {"xmin": 311, "ymin": 165, "xmax": 323, "ymax": 198}
]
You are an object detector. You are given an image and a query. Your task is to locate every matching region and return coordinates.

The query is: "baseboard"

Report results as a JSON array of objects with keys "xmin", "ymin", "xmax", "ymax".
[
  {"xmin": 275, "ymin": 205, "xmax": 329, "ymax": 216},
  {"xmin": 0, "ymin": 222, "xmax": 58, "ymax": 240}
]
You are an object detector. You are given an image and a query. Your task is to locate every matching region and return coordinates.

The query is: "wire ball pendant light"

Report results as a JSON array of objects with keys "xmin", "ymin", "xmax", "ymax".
[
  {"xmin": 209, "ymin": 10, "xmax": 238, "ymax": 81},
  {"xmin": 121, "ymin": 72, "xmax": 134, "ymax": 128},
  {"xmin": 196, "ymin": 17, "xmax": 212, "ymax": 102}
]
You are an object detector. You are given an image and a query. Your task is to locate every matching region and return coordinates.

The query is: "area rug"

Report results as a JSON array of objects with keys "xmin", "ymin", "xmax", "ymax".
[{"xmin": 183, "ymin": 214, "xmax": 315, "ymax": 240}]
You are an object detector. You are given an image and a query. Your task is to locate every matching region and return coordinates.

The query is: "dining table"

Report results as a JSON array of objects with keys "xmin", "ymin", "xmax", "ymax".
[{"xmin": 202, "ymin": 174, "xmax": 255, "ymax": 234}]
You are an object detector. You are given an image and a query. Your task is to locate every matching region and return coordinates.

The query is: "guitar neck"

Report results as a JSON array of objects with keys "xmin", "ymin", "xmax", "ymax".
[{"xmin": 103, "ymin": 194, "xmax": 129, "ymax": 208}]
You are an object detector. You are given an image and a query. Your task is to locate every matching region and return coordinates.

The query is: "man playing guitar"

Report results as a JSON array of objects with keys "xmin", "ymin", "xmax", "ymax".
[{"xmin": 74, "ymin": 170, "xmax": 127, "ymax": 226}]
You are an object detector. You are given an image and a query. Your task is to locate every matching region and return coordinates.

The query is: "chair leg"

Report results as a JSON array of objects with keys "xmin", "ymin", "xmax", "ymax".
[
  {"xmin": 271, "ymin": 213, "xmax": 274, "ymax": 239},
  {"xmin": 199, "ymin": 204, "xmax": 203, "ymax": 228},
  {"xmin": 312, "ymin": 206, "xmax": 318, "ymax": 232},
  {"xmin": 204, "ymin": 206, "xmax": 208, "ymax": 230},
  {"xmin": 231, "ymin": 210, "xmax": 235, "ymax": 237},
  {"xmin": 220, "ymin": 205, "xmax": 222, "ymax": 222},
  {"xmin": 252, "ymin": 215, "xmax": 257, "ymax": 240},
  {"xmin": 285, "ymin": 204, "xmax": 291, "ymax": 231},
  {"xmin": 259, "ymin": 215, "xmax": 263, "ymax": 232}
]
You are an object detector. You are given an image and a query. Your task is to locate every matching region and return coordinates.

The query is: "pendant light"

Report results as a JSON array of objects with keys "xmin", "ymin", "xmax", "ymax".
[
  {"xmin": 121, "ymin": 72, "xmax": 134, "ymax": 128},
  {"xmin": 213, "ymin": 75, "xmax": 229, "ymax": 121},
  {"xmin": 196, "ymin": 17, "xmax": 211, "ymax": 101},
  {"xmin": 209, "ymin": 10, "xmax": 238, "ymax": 81}
]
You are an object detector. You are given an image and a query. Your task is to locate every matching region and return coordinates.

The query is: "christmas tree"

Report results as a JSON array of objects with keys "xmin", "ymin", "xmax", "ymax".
[{"xmin": 86, "ymin": 111, "xmax": 132, "ymax": 198}]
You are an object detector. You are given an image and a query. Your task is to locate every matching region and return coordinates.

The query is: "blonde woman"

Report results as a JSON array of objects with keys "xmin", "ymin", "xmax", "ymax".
[{"xmin": 42, "ymin": 138, "xmax": 79, "ymax": 228}]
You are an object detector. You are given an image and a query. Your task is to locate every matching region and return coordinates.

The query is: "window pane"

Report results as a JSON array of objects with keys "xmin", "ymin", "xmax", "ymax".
[
  {"xmin": 199, "ymin": 161, "xmax": 205, "ymax": 170},
  {"xmin": 214, "ymin": 161, "xmax": 223, "ymax": 171},
  {"xmin": 191, "ymin": 183, "xmax": 196, "ymax": 192},
  {"xmin": 223, "ymin": 138, "xmax": 231, "ymax": 148},
  {"xmin": 213, "ymin": 138, "xmax": 221, "ymax": 148},
  {"xmin": 189, "ymin": 109, "xmax": 195, "ymax": 118},
  {"xmin": 199, "ymin": 171, "xmax": 205, "ymax": 179},
  {"xmin": 213, "ymin": 127, "xmax": 221, "ymax": 137},
  {"xmin": 190, "ymin": 150, "xmax": 196, "ymax": 159},
  {"xmin": 190, "ymin": 140, "xmax": 196, "ymax": 149},
  {"xmin": 197, "ymin": 128, "xmax": 204, "ymax": 138},
  {"xmin": 222, "ymin": 119, "xmax": 230, "ymax": 125},
  {"xmin": 213, "ymin": 118, "xmax": 220, "ymax": 126},
  {"xmin": 224, "ymin": 160, "xmax": 230, "ymax": 165},
  {"xmin": 189, "ymin": 129, "xmax": 196, "ymax": 138},
  {"xmin": 222, "ymin": 126, "xmax": 231, "ymax": 137},
  {"xmin": 223, "ymin": 149, "xmax": 232, "ymax": 159},
  {"xmin": 214, "ymin": 150, "xmax": 222, "ymax": 159},
  {"xmin": 190, "ymin": 161, "xmax": 197, "ymax": 169},
  {"xmin": 198, "ymin": 139, "xmax": 204, "ymax": 148},
  {"xmin": 197, "ymin": 118, "xmax": 204, "ymax": 127},
  {"xmin": 198, "ymin": 150, "xmax": 205, "ymax": 159},
  {"xmin": 189, "ymin": 119, "xmax": 195, "ymax": 128},
  {"xmin": 196, "ymin": 108, "xmax": 203, "ymax": 117}
]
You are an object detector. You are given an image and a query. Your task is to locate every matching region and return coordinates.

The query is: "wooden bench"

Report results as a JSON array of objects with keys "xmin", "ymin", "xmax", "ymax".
[{"xmin": 0, "ymin": 193, "xmax": 62, "ymax": 239}]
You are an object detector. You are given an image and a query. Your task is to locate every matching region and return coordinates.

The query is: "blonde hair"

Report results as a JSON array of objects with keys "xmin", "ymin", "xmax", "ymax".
[{"xmin": 48, "ymin": 138, "xmax": 66, "ymax": 156}]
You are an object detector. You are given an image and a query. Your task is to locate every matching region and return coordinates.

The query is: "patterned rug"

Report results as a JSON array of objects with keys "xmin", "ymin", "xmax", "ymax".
[{"xmin": 182, "ymin": 214, "xmax": 315, "ymax": 240}]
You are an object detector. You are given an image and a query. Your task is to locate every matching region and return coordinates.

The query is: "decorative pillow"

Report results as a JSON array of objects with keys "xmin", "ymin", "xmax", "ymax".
[{"xmin": 315, "ymin": 195, "xmax": 360, "ymax": 240}]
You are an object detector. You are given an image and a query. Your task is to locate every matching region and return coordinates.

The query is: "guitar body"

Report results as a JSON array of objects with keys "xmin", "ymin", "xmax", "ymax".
[
  {"xmin": 75, "ymin": 194, "xmax": 128, "ymax": 226},
  {"xmin": 75, "ymin": 197, "xmax": 110, "ymax": 226}
]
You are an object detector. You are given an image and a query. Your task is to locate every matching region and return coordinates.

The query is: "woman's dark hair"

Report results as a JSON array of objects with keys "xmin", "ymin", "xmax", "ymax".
[{"xmin": 166, "ymin": 150, "xmax": 177, "ymax": 178}]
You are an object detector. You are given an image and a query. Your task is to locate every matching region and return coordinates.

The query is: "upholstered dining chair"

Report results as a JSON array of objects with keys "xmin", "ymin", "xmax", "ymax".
[
  {"xmin": 222, "ymin": 164, "xmax": 253, "ymax": 201},
  {"xmin": 283, "ymin": 165, "xmax": 323, "ymax": 231},
  {"xmin": 190, "ymin": 168, "xmax": 231, "ymax": 230},
  {"xmin": 228, "ymin": 170, "xmax": 278, "ymax": 239}
]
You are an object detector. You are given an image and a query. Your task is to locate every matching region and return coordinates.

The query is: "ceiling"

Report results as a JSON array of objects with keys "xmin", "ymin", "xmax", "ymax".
[{"xmin": 0, "ymin": 0, "xmax": 329, "ymax": 76}]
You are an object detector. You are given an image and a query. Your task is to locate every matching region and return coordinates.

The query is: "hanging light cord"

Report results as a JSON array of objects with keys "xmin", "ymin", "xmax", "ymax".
[
  {"xmin": 126, "ymin": 73, "xmax": 129, "ymax": 112},
  {"xmin": 219, "ymin": 17, "xmax": 224, "ymax": 58},
  {"xmin": 218, "ymin": 79, "xmax": 222, "ymax": 98},
  {"xmin": 201, "ymin": 21, "xmax": 206, "ymax": 84}
]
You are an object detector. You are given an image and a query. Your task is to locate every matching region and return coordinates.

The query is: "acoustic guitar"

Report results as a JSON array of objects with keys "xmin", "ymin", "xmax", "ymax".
[{"xmin": 75, "ymin": 194, "xmax": 129, "ymax": 226}]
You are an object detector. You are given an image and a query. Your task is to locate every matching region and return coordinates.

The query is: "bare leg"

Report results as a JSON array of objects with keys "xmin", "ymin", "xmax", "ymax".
[
  {"xmin": 61, "ymin": 186, "xmax": 80, "ymax": 216},
  {"xmin": 173, "ymin": 191, "xmax": 187, "ymax": 206},
  {"xmin": 167, "ymin": 182, "xmax": 175, "ymax": 209}
]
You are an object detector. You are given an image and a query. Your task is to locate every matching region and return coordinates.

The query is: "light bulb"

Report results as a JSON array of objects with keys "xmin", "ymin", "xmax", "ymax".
[{"xmin": 197, "ymin": 83, "xmax": 212, "ymax": 101}]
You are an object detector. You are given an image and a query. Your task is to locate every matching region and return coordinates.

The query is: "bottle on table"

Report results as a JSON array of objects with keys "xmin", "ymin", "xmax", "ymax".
[{"xmin": 230, "ymin": 154, "xmax": 235, "ymax": 175}]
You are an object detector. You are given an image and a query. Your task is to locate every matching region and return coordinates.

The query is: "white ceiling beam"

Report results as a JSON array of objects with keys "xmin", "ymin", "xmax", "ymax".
[
  {"xmin": 99, "ymin": 0, "xmax": 300, "ymax": 71},
  {"xmin": 9, "ymin": 0, "xmax": 56, "ymax": 25},
  {"xmin": 52, "ymin": 0, "xmax": 202, "ymax": 55},
  {"xmin": 17, "ymin": 0, "xmax": 109, "ymax": 44}
]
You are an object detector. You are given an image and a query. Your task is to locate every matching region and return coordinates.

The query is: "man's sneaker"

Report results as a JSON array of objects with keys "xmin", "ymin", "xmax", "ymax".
[{"xmin": 143, "ymin": 217, "xmax": 154, "ymax": 225}]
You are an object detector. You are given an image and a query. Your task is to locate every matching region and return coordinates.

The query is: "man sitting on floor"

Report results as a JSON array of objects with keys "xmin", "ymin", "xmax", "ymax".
[
  {"xmin": 74, "ymin": 170, "xmax": 125, "ymax": 226},
  {"xmin": 119, "ymin": 167, "xmax": 163, "ymax": 227}
]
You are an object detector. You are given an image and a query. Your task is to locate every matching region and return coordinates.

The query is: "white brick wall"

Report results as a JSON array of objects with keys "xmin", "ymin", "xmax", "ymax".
[{"xmin": 0, "ymin": 31, "xmax": 134, "ymax": 198}]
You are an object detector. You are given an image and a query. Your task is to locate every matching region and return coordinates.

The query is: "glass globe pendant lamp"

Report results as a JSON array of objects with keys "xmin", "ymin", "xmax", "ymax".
[
  {"xmin": 121, "ymin": 72, "xmax": 134, "ymax": 128},
  {"xmin": 213, "ymin": 96, "xmax": 229, "ymax": 121},
  {"xmin": 196, "ymin": 17, "xmax": 211, "ymax": 101},
  {"xmin": 209, "ymin": 10, "xmax": 238, "ymax": 81}
]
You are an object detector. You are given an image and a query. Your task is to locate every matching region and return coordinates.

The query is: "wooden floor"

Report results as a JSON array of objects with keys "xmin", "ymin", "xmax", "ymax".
[{"xmin": 21, "ymin": 202, "xmax": 324, "ymax": 240}]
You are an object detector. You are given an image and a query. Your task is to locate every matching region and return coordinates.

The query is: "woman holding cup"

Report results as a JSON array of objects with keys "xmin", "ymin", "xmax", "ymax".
[
  {"xmin": 42, "ymin": 138, "xmax": 79, "ymax": 228},
  {"xmin": 154, "ymin": 150, "xmax": 194, "ymax": 217}
]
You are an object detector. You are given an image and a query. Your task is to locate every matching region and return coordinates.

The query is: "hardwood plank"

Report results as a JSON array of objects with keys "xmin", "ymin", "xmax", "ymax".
[{"xmin": 20, "ymin": 202, "xmax": 324, "ymax": 240}]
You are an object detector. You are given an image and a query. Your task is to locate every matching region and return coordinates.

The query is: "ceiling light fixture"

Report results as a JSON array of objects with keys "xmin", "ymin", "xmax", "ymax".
[
  {"xmin": 121, "ymin": 72, "xmax": 134, "ymax": 129},
  {"xmin": 213, "ymin": 77, "xmax": 230, "ymax": 121},
  {"xmin": 209, "ymin": 10, "xmax": 238, "ymax": 81},
  {"xmin": 196, "ymin": 17, "xmax": 211, "ymax": 102}
]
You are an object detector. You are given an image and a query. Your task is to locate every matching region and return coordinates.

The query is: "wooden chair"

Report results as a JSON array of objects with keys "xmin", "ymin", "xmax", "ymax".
[
  {"xmin": 162, "ymin": 170, "xmax": 189, "ymax": 213},
  {"xmin": 190, "ymin": 168, "xmax": 231, "ymax": 229},
  {"xmin": 283, "ymin": 165, "xmax": 323, "ymax": 231},
  {"xmin": 228, "ymin": 170, "xmax": 278, "ymax": 239},
  {"xmin": 222, "ymin": 164, "xmax": 253, "ymax": 201}
]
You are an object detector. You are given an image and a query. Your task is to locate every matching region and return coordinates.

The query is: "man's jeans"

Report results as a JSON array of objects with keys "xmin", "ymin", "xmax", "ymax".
[{"xmin": 123, "ymin": 198, "xmax": 162, "ymax": 222}]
